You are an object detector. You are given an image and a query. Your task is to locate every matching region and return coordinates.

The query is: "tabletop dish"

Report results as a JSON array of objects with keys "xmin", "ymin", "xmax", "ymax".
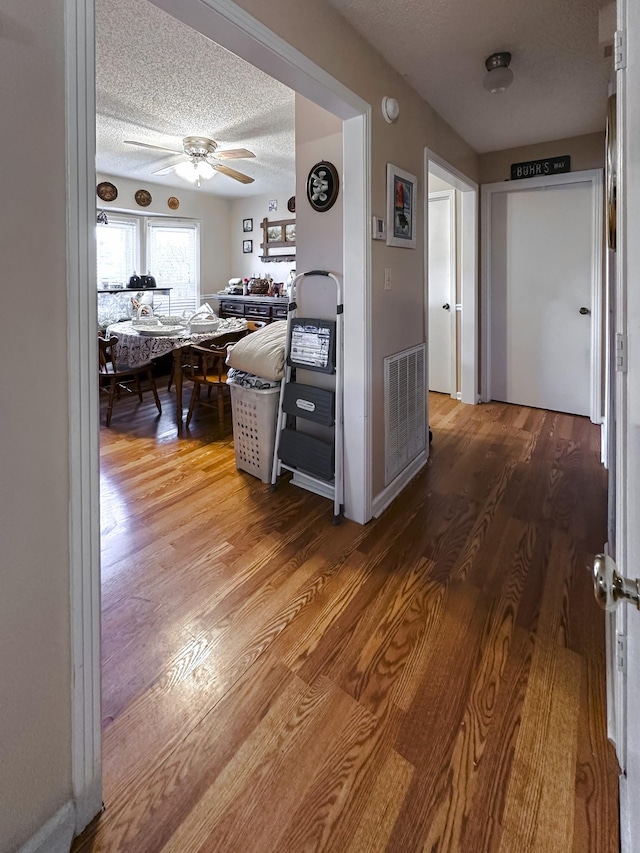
[
  {"xmin": 189, "ymin": 319, "xmax": 220, "ymax": 333},
  {"xmin": 131, "ymin": 323, "xmax": 185, "ymax": 336}
]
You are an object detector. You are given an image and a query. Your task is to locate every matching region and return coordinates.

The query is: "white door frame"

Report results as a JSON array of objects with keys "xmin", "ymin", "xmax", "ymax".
[
  {"xmin": 66, "ymin": 0, "xmax": 371, "ymax": 835},
  {"xmin": 481, "ymin": 169, "xmax": 604, "ymax": 424},
  {"xmin": 425, "ymin": 149, "xmax": 478, "ymax": 405},
  {"xmin": 427, "ymin": 189, "xmax": 457, "ymax": 397}
]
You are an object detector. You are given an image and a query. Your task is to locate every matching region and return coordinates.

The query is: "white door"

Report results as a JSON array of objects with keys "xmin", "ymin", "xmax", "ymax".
[
  {"xmin": 616, "ymin": 0, "xmax": 640, "ymax": 845},
  {"xmin": 488, "ymin": 176, "xmax": 599, "ymax": 417},
  {"xmin": 428, "ymin": 191, "xmax": 455, "ymax": 394}
]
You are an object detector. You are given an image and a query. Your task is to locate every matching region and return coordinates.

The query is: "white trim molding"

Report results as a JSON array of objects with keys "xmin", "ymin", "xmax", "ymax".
[
  {"xmin": 372, "ymin": 451, "xmax": 427, "ymax": 518},
  {"xmin": 66, "ymin": 0, "xmax": 103, "ymax": 834},
  {"xmin": 17, "ymin": 802, "xmax": 76, "ymax": 853},
  {"xmin": 481, "ymin": 169, "xmax": 604, "ymax": 424}
]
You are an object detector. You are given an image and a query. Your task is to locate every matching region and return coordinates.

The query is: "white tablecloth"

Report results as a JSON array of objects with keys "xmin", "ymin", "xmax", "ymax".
[{"xmin": 105, "ymin": 318, "xmax": 248, "ymax": 368}]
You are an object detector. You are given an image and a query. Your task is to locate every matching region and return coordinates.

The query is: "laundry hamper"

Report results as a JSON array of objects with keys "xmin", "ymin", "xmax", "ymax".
[{"xmin": 227, "ymin": 381, "xmax": 280, "ymax": 483}]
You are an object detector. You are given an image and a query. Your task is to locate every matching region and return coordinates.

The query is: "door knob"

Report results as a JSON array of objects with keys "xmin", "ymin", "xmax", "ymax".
[
  {"xmin": 442, "ymin": 303, "xmax": 450, "ymax": 310},
  {"xmin": 592, "ymin": 553, "xmax": 640, "ymax": 611},
  {"xmin": 579, "ymin": 306, "xmax": 591, "ymax": 315}
]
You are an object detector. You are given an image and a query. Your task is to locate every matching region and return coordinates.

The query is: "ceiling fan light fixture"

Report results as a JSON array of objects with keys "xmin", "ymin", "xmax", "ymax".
[
  {"xmin": 483, "ymin": 52, "xmax": 514, "ymax": 94},
  {"xmin": 198, "ymin": 160, "xmax": 215, "ymax": 180},
  {"xmin": 175, "ymin": 159, "xmax": 199, "ymax": 182}
]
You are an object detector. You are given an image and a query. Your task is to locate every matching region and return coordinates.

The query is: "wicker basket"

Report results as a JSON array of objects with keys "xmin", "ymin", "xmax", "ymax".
[{"xmin": 228, "ymin": 381, "xmax": 280, "ymax": 483}]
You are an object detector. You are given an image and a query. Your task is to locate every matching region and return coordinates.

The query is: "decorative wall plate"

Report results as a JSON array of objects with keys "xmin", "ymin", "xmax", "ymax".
[
  {"xmin": 167, "ymin": 196, "xmax": 180, "ymax": 210},
  {"xmin": 97, "ymin": 181, "xmax": 118, "ymax": 202},
  {"xmin": 306, "ymin": 162, "xmax": 339, "ymax": 212},
  {"xmin": 135, "ymin": 189, "xmax": 152, "ymax": 207},
  {"xmin": 287, "ymin": 195, "xmax": 296, "ymax": 213}
]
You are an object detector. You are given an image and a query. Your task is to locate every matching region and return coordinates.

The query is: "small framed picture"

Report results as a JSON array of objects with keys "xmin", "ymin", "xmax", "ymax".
[
  {"xmin": 242, "ymin": 239, "xmax": 253, "ymax": 254},
  {"xmin": 386, "ymin": 163, "xmax": 417, "ymax": 249},
  {"xmin": 242, "ymin": 218, "xmax": 253, "ymax": 232},
  {"xmin": 268, "ymin": 199, "xmax": 278, "ymax": 212},
  {"xmin": 267, "ymin": 225, "xmax": 283, "ymax": 243}
]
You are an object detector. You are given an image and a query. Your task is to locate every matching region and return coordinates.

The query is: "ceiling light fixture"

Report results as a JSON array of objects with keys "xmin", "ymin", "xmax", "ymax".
[
  {"xmin": 483, "ymin": 52, "xmax": 514, "ymax": 94},
  {"xmin": 175, "ymin": 146, "xmax": 218, "ymax": 187}
]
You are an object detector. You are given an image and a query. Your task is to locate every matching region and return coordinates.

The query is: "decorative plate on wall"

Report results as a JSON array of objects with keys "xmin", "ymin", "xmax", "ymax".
[
  {"xmin": 287, "ymin": 195, "xmax": 296, "ymax": 213},
  {"xmin": 306, "ymin": 161, "xmax": 339, "ymax": 213},
  {"xmin": 135, "ymin": 189, "xmax": 152, "ymax": 207},
  {"xmin": 97, "ymin": 181, "xmax": 118, "ymax": 202},
  {"xmin": 167, "ymin": 196, "xmax": 180, "ymax": 210}
]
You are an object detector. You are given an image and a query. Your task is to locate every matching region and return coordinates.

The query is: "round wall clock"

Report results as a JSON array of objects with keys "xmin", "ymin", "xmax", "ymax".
[
  {"xmin": 306, "ymin": 161, "xmax": 339, "ymax": 213},
  {"xmin": 97, "ymin": 181, "xmax": 118, "ymax": 202},
  {"xmin": 287, "ymin": 195, "xmax": 296, "ymax": 213},
  {"xmin": 167, "ymin": 196, "xmax": 180, "ymax": 210},
  {"xmin": 135, "ymin": 189, "xmax": 152, "ymax": 207}
]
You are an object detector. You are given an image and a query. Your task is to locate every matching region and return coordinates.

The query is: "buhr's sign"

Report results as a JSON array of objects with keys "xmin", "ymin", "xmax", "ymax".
[{"xmin": 510, "ymin": 155, "xmax": 571, "ymax": 181}]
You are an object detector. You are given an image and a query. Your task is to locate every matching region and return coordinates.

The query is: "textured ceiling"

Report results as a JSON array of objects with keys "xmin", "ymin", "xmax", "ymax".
[
  {"xmin": 95, "ymin": 0, "xmax": 295, "ymax": 198},
  {"xmin": 97, "ymin": 0, "xmax": 611, "ymax": 196},
  {"xmin": 325, "ymin": 0, "xmax": 612, "ymax": 153}
]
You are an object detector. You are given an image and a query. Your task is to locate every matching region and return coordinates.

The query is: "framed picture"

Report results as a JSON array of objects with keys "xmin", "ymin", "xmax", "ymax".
[
  {"xmin": 268, "ymin": 199, "xmax": 278, "ymax": 212},
  {"xmin": 267, "ymin": 225, "xmax": 283, "ymax": 243},
  {"xmin": 242, "ymin": 239, "xmax": 253, "ymax": 254},
  {"xmin": 386, "ymin": 164, "xmax": 417, "ymax": 248},
  {"xmin": 285, "ymin": 223, "xmax": 296, "ymax": 242},
  {"xmin": 306, "ymin": 161, "xmax": 339, "ymax": 212},
  {"xmin": 242, "ymin": 218, "xmax": 253, "ymax": 232}
]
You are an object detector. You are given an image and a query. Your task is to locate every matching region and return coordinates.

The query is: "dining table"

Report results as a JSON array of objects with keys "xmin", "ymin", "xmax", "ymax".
[{"xmin": 105, "ymin": 317, "xmax": 248, "ymax": 429}]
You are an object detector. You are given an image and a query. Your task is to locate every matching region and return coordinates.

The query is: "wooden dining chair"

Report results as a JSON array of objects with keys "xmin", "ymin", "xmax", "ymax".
[
  {"xmin": 98, "ymin": 334, "xmax": 162, "ymax": 427},
  {"xmin": 182, "ymin": 329, "xmax": 249, "ymax": 432}
]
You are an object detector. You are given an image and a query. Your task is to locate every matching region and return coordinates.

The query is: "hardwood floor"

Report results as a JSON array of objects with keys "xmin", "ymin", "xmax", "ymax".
[{"xmin": 73, "ymin": 388, "xmax": 620, "ymax": 852}]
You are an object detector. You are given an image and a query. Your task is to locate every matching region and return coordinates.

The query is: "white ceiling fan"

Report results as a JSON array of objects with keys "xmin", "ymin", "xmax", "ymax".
[{"xmin": 124, "ymin": 135, "xmax": 255, "ymax": 187}]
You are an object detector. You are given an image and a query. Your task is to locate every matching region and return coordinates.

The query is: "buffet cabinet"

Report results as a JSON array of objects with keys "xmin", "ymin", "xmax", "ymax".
[{"xmin": 217, "ymin": 295, "xmax": 288, "ymax": 324}]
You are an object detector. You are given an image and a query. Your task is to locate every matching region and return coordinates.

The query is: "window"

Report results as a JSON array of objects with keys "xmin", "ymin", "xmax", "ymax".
[
  {"xmin": 96, "ymin": 214, "xmax": 140, "ymax": 288},
  {"xmin": 96, "ymin": 215, "xmax": 200, "ymax": 314},
  {"xmin": 147, "ymin": 219, "xmax": 200, "ymax": 314}
]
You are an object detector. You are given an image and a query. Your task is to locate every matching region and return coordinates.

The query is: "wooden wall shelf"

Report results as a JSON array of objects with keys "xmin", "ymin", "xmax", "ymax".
[
  {"xmin": 260, "ymin": 216, "xmax": 295, "ymax": 263},
  {"xmin": 259, "ymin": 254, "xmax": 296, "ymax": 263}
]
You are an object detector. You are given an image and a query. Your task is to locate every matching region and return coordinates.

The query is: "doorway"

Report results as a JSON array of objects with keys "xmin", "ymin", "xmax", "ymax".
[
  {"xmin": 425, "ymin": 150, "xmax": 478, "ymax": 406},
  {"xmin": 427, "ymin": 185, "xmax": 456, "ymax": 396},
  {"xmin": 66, "ymin": 0, "xmax": 370, "ymax": 829}
]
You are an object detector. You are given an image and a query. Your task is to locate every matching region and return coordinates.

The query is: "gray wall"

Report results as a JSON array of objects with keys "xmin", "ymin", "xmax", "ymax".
[{"xmin": 0, "ymin": 1, "xmax": 73, "ymax": 849}]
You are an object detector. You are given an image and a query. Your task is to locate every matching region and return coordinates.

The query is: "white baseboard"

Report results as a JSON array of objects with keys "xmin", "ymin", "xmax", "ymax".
[
  {"xmin": 17, "ymin": 801, "xmax": 75, "ymax": 853},
  {"xmin": 74, "ymin": 774, "xmax": 103, "ymax": 836},
  {"xmin": 371, "ymin": 450, "xmax": 427, "ymax": 518},
  {"xmin": 620, "ymin": 773, "xmax": 631, "ymax": 853}
]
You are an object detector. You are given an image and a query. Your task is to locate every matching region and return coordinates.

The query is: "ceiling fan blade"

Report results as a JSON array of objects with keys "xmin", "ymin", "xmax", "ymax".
[
  {"xmin": 151, "ymin": 163, "xmax": 181, "ymax": 176},
  {"xmin": 124, "ymin": 140, "xmax": 183, "ymax": 155},
  {"xmin": 214, "ymin": 163, "xmax": 254, "ymax": 184},
  {"xmin": 215, "ymin": 148, "xmax": 256, "ymax": 160}
]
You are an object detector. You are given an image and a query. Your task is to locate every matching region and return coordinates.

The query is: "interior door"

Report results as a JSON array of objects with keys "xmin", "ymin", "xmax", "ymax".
[
  {"xmin": 617, "ymin": 0, "xmax": 640, "ymax": 843},
  {"xmin": 428, "ymin": 191, "xmax": 455, "ymax": 394},
  {"xmin": 489, "ymin": 179, "xmax": 595, "ymax": 416}
]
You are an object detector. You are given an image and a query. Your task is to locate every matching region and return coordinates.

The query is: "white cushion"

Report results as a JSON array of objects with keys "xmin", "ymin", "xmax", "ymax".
[{"xmin": 226, "ymin": 320, "xmax": 287, "ymax": 380}]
